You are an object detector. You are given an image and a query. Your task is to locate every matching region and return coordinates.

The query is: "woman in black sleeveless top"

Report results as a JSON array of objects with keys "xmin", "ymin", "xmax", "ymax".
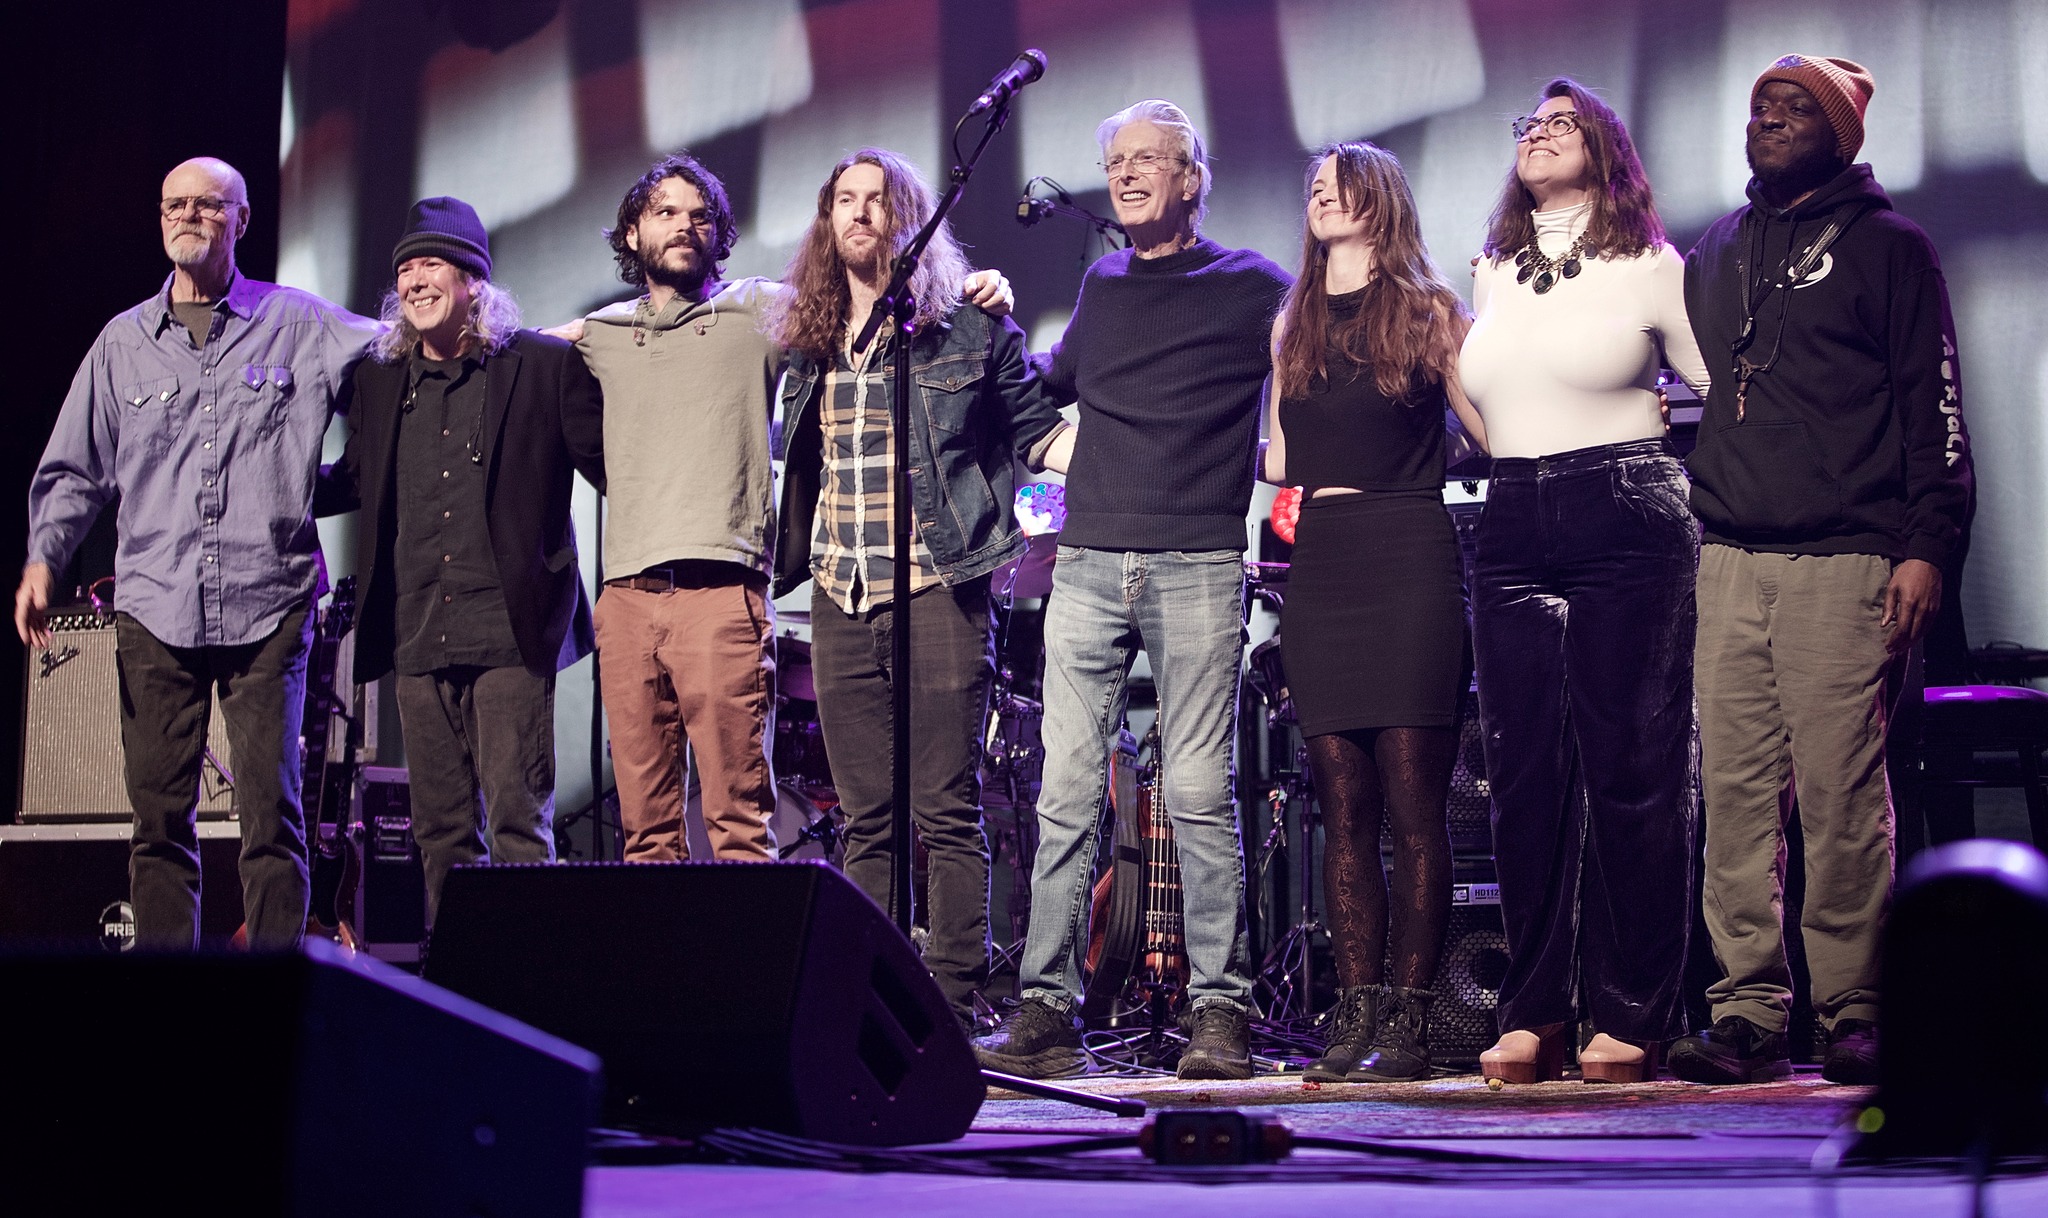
[{"xmin": 1265, "ymin": 142, "xmax": 1487, "ymax": 1081}]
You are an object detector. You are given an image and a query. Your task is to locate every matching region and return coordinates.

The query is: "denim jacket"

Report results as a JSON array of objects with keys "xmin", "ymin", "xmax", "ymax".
[{"xmin": 773, "ymin": 306, "xmax": 1068, "ymax": 599}]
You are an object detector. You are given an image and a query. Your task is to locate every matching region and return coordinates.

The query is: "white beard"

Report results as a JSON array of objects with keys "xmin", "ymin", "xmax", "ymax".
[{"xmin": 166, "ymin": 231, "xmax": 215, "ymax": 267}]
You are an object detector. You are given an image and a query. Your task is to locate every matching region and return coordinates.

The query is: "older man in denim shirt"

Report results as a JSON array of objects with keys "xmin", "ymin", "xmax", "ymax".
[{"xmin": 17, "ymin": 157, "xmax": 379, "ymax": 949}]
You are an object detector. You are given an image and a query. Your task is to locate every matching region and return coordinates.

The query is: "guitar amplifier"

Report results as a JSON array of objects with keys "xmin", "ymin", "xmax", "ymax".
[{"xmin": 18, "ymin": 613, "xmax": 235, "ymax": 823}]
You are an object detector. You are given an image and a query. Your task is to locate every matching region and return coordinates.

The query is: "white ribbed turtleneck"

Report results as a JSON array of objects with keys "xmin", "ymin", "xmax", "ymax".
[{"xmin": 1457, "ymin": 204, "xmax": 1710, "ymax": 460}]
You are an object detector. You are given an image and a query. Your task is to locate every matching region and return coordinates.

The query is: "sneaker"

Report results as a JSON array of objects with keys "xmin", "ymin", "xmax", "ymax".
[
  {"xmin": 1668, "ymin": 1015, "xmax": 1793, "ymax": 1085},
  {"xmin": 1821, "ymin": 1019, "xmax": 1879, "ymax": 1085},
  {"xmin": 1177, "ymin": 1000, "xmax": 1253, "ymax": 1080},
  {"xmin": 971, "ymin": 997, "xmax": 1086, "ymax": 1078}
]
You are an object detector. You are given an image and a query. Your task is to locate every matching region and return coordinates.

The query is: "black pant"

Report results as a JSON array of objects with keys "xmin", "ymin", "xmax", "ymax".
[
  {"xmin": 116, "ymin": 609, "xmax": 313, "ymax": 950},
  {"xmin": 810, "ymin": 578, "xmax": 994, "ymax": 1021},
  {"xmin": 1471, "ymin": 440, "xmax": 1699, "ymax": 1041},
  {"xmin": 394, "ymin": 666, "xmax": 558, "ymax": 928}
]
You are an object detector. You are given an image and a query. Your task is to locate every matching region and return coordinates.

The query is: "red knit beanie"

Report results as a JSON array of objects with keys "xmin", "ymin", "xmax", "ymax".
[{"xmin": 1752, "ymin": 54, "xmax": 1875, "ymax": 162}]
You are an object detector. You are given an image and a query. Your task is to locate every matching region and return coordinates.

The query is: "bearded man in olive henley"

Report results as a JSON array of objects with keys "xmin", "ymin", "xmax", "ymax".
[{"xmin": 575, "ymin": 154, "xmax": 784, "ymax": 863}]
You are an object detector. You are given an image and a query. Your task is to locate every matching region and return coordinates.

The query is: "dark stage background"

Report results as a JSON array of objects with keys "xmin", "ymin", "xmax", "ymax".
[{"xmin": 9, "ymin": 0, "xmax": 2047, "ymax": 817}]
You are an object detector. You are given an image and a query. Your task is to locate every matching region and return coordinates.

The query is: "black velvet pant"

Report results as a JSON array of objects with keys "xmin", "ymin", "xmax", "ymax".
[{"xmin": 1471, "ymin": 439, "xmax": 1698, "ymax": 1042}]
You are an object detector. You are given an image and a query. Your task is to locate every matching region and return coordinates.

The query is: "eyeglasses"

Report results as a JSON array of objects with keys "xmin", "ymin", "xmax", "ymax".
[
  {"xmin": 160, "ymin": 195, "xmax": 238, "ymax": 219},
  {"xmin": 1511, "ymin": 111, "xmax": 1581, "ymax": 142},
  {"xmin": 1099, "ymin": 151, "xmax": 1187, "ymax": 177}
]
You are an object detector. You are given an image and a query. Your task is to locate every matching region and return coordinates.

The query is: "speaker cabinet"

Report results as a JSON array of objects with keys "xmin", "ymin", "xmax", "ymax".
[
  {"xmin": 0, "ymin": 821, "xmax": 245, "ymax": 946},
  {"xmin": 6, "ymin": 940, "xmax": 599, "ymax": 1216},
  {"xmin": 425, "ymin": 861, "xmax": 984, "ymax": 1146},
  {"xmin": 18, "ymin": 613, "xmax": 235, "ymax": 822}
]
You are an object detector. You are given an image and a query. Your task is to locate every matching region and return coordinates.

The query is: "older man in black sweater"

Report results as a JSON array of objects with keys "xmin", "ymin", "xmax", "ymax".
[{"xmin": 973, "ymin": 100, "xmax": 1291, "ymax": 1081}]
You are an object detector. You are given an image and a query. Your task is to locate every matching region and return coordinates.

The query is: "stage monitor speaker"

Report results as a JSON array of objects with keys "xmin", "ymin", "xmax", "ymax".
[
  {"xmin": 1858, "ymin": 839, "xmax": 2048, "ymax": 1159},
  {"xmin": 18, "ymin": 612, "xmax": 235, "ymax": 822},
  {"xmin": 6, "ymin": 940, "xmax": 599, "ymax": 1216},
  {"xmin": 425, "ymin": 861, "xmax": 983, "ymax": 1146}
]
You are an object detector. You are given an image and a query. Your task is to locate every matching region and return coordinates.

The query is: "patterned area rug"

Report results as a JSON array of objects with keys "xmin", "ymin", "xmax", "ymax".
[{"xmin": 981, "ymin": 1073, "xmax": 1868, "ymax": 1139}]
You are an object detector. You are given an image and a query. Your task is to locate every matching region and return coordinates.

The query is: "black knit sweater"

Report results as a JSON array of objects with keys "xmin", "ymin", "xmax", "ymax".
[{"xmin": 1041, "ymin": 238, "xmax": 1292, "ymax": 551}]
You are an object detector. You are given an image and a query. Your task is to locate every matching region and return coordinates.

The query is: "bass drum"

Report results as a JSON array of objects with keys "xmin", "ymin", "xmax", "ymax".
[{"xmin": 682, "ymin": 731, "xmax": 843, "ymax": 865}]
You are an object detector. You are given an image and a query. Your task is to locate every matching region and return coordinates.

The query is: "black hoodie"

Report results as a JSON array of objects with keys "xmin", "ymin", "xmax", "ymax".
[{"xmin": 1683, "ymin": 164, "xmax": 1971, "ymax": 566}]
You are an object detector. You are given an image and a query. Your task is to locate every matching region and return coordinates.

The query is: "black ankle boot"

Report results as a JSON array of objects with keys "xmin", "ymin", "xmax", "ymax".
[
  {"xmin": 1351, "ymin": 986, "xmax": 1434, "ymax": 1081},
  {"xmin": 1304, "ymin": 986, "xmax": 1382, "ymax": 1082}
]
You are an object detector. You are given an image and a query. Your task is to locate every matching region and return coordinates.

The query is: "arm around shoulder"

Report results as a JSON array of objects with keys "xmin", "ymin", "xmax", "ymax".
[
  {"xmin": 557, "ymin": 343, "xmax": 607, "ymax": 495},
  {"xmin": 990, "ymin": 316, "xmax": 1069, "ymax": 469},
  {"xmin": 1650, "ymin": 244, "xmax": 1712, "ymax": 397},
  {"xmin": 313, "ymin": 371, "xmax": 364, "ymax": 517},
  {"xmin": 1262, "ymin": 311, "xmax": 1287, "ymax": 484}
]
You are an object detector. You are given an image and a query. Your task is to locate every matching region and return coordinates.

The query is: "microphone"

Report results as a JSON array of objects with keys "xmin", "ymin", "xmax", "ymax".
[
  {"xmin": 968, "ymin": 49, "xmax": 1047, "ymax": 116},
  {"xmin": 1016, "ymin": 195, "xmax": 1053, "ymax": 227}
]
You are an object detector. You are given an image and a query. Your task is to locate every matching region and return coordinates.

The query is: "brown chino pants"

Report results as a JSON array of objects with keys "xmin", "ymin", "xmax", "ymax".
[{"xmin": 594, "ymin": 564, "xmax": 776, "ymax": 862}]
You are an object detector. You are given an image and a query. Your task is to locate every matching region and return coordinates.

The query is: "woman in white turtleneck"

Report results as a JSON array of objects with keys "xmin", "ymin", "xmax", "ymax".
[{"xmin": 1457, "ymin": 79, "xmax": 1710, "ymax": 1086}]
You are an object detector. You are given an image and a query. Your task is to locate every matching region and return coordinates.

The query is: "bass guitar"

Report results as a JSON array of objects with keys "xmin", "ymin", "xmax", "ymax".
[{"xmin": 1080, "ymin": 720, "xmax": 1189, "ymax": 1025}]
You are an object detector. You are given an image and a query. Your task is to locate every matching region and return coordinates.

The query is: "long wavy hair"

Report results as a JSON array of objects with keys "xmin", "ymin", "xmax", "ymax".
[
  {"xmin": 372, "ymin": 274, "xmax": 521, "ymax": 364},
  {"xmin": 1276, "ymin": 143, "xmax": 1468, "ymax": 404},
  {"xmin": 769, "ymin": 149, "xmax": 970, "ymax": 363},
  {"xmin": 1482, "ymin": 77, "xmax": 1665, "ymax": 263}
]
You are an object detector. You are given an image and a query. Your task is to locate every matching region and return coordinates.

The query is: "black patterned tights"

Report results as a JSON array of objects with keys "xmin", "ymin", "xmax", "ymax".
[{"xmin": 1306, "ymin": 726, "xmax": 1455, "ymax": 990}]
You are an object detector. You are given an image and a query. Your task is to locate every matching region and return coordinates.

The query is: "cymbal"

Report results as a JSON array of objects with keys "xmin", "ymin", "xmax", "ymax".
[{"xmin": 990, "ymin": 532, "xmax": 1059, "ymax": 600}]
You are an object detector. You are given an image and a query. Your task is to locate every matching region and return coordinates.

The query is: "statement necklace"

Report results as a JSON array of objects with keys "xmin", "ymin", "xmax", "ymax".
[{"xmin": 1514, "ymin": 232, "xmax": 1591, "ymax": 295}]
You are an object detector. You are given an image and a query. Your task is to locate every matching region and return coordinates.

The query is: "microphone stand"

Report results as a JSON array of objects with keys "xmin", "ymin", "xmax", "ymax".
[
  {"xmin": 848, "ymin": 68, "xmax": 1129, "ymax": 1123},
  {"xmin": 1018, "ymin": 178, "xmax": 1130, "ymax": 249},
  {"xmin": 848, "ymin": 99, "xmax": 1014, "ymax": 942}
]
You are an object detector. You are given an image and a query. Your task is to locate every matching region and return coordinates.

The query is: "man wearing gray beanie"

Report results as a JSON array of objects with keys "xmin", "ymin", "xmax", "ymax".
[{"xmin": 317, "ymin": 195, "xmax": 605, "ymax": 928}]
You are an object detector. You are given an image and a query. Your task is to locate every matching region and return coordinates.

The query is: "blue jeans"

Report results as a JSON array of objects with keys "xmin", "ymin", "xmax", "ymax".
[{"xmin": 1019, "ymin": 546, "xmax": 1254, "ymax": 1010}]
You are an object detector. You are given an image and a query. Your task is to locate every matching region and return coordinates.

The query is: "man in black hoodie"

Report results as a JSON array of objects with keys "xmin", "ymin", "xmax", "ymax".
[{"xmin": 1672, "ymin": 56, "xmax": 1972, "ymax": 1087}]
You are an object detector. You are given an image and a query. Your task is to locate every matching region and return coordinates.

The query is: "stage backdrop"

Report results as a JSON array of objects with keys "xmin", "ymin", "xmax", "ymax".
[{"xmin": 283, "ymin": 0, "xmax": 2048, "ymax": 818}]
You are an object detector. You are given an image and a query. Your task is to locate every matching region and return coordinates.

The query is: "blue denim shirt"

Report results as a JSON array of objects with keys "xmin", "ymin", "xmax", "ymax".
[
  {"xmin": 772, "ymin": 307, "xmax": 1069, "ymax": 599},
  {"xmin": 27, "ymin": 273, "xmax": 379, "ymax": 647}
]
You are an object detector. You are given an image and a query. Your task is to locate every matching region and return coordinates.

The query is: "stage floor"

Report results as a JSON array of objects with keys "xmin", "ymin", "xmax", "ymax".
[{"xmin": 586, "ymin": 1070, "xmax": 2048, "ymax": 1216}]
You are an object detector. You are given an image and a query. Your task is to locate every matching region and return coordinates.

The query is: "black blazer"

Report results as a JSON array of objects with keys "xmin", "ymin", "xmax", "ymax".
[{"xmin": 317, "ymin": 330, "xmax": 605, "ymax": 680}]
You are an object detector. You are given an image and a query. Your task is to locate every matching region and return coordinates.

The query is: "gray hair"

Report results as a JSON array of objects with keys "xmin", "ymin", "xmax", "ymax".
[
  {"xmin": 1096, "ymin": 98, "xmax": 1212, "ymax": 233},
  {"xmin": 373, "ymin": 274, "xmax": 522, "ymax": 364}
]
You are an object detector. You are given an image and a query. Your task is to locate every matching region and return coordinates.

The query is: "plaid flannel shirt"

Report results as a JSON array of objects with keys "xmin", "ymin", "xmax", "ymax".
[{"xmin": 810, "ymin": 340, "xmax": 943, "ymax": 615}]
